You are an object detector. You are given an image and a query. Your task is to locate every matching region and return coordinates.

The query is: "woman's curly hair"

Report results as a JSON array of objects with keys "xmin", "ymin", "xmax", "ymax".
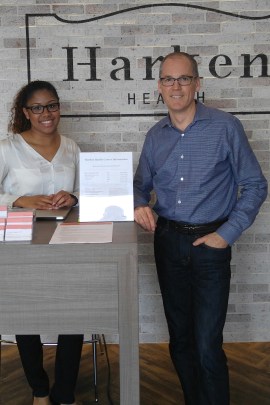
[{"xmin": 8, "ymin": 80, "xmax": 59, "ymax": 134}]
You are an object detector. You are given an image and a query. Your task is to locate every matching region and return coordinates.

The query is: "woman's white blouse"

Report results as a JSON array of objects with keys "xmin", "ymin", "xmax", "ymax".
[{"xmin": 0, "ymin": 134, "xmax": 80, "ymax": 207}]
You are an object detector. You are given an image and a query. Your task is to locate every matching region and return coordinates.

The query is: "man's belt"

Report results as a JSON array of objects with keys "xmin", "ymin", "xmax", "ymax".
[{"xmin": 157, "ymin": 216, "xmax": 227, "ymax": 236}]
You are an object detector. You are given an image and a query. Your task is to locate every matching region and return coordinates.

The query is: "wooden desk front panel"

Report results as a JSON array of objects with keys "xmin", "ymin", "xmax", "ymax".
[{"xmin": 0, "ymin": 243, "xmax": 136, "ymax": 335}]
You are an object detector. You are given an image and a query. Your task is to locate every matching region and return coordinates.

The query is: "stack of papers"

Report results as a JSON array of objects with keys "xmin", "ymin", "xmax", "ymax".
[
  {"xmin": 0, "ymin": 218, "xmax": 6, "ymax": 242},
  {"xmin": 0, "ymin": 205, "xmax": 7, "ymax": 242},
  {"xmin": 0, "ymin": 205, "xmax": 8, "ymax": 219},
  {"xmin": 5, "ymin": 210, "xmax": 34, "ymax": 242}
]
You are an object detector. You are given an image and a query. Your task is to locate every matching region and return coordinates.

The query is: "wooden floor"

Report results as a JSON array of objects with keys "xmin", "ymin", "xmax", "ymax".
[{"xmin": 1, "ymin": 342, "xmax": 270, "ymax": 404}]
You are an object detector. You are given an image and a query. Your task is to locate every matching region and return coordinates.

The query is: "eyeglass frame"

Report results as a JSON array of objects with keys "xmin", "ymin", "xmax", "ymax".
[
  {"xmin": 159, "ymin": 76, "xmax": 198, "ymax": 86},
  {"xmin": 24, "ymin": 102, "xmax": 60, "ymax": 114}
]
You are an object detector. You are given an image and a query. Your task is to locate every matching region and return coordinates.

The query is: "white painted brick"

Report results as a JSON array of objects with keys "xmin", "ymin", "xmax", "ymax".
[{"xmin": 18, "ymin": 5, "xmax": 50, "ymax": 14}]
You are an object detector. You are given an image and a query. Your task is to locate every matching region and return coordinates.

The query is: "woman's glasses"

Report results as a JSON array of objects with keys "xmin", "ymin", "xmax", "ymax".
[{"xmin": 25, "ymin": 102, "xmax": 60, "ymax": 114}]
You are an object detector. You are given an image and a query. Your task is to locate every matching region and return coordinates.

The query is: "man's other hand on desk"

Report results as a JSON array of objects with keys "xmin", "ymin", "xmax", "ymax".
[{"xmin": 134, "ymin": 206, "xmax": 156, "ymax": 232}]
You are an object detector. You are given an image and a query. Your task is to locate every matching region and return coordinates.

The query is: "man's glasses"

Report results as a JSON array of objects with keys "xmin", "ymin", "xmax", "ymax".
[
  {"xmin": 160, "ymin": 76, "xmax": 197, "ymax": 86},
  {"xmin": 25, "ymin": 102, "xmax": 60, "ymax": 114}
]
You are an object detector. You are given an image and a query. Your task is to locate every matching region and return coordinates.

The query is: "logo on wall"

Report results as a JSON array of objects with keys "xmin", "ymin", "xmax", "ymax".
[{"xmin": 25, "ymin": 3, "xmax": 270, "ymax": 118}]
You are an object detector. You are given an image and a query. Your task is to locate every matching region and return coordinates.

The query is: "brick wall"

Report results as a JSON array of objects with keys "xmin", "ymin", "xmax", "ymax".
[{"xmin": 0, "ymin": 0, "xmax": 269, "ymax": 342}]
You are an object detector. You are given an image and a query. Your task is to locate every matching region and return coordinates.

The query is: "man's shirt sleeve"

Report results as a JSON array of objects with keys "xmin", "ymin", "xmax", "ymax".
[
  {"xmin": 216, "ymin": 117, "xmax": 268, "ymax": 245},
  {"xmin": 133, "ymin": 134, "xmax": 154, "ymax": 208}
]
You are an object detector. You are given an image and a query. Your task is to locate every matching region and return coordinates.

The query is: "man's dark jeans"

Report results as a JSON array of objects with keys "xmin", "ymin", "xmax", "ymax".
[{"xmin": 154, "ymin": 220, "xmax": 231, "ymax": 405}]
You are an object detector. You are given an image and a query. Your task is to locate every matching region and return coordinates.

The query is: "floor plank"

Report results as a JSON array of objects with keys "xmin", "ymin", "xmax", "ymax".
[{"xmin": 1, "ymin": 342, "xmax": 270, "ymax": 404}]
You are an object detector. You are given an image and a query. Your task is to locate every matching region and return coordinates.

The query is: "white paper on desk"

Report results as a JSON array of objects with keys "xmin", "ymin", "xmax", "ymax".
[
  {"xmin": 79, "ymin": 152, "xmax": 134, "ymax": 222},
  {"xmin": 49, "ymin": 222, "xmax": 113, "ymax": 244}
]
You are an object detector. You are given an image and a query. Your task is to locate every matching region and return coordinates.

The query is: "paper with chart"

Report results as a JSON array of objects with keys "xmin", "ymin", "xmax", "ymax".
[{"xmin": 79, "ymin": 152, "xmax": 134, "ymax": 222}]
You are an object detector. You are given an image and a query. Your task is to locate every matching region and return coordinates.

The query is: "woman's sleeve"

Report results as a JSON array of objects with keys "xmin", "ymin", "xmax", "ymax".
[
  {"xmin": 73, "ymin": 143, "xmax": 81, "ymax": 196},
  {"xmin": 0, "ymin": 140, "xmax": 20, "ymax": 208}
]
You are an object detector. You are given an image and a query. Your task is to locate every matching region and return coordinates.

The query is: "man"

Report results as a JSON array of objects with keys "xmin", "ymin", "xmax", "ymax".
[{"xmin": 133, "ymin": 52, "xmax": 267, "ymax": 405}]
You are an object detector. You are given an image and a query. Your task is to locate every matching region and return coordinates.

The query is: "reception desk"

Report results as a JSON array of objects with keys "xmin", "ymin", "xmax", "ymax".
[{"xmin": 0, "ymin": 209, "xmax": 139, "ymax": 404}]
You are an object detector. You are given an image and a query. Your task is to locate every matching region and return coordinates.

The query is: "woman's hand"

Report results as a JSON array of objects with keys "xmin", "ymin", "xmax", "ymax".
[
  {"xmin": 51, "ymin": 190, "xmax": 77, "ymax": 208},
  {"xmin": 13, "ymin": 191, "xmax": 77, "ymax": 209},
  {"xmin": 13, "ymin": 195, "xmax": 55, "ymax": 209}
]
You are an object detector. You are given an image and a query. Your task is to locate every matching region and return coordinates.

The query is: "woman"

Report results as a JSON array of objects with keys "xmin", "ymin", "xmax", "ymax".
[{"xmin": 1, "ymin": 80, "xmax": 83, "ymax": 405}]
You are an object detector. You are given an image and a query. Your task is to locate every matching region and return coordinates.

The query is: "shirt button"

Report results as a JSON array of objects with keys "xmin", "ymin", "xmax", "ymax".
[
  {"xmin": 181, "ymin": 133, "xmax": 184, "ymax": 137},
  {"xmin": 180, "ymin": 177, "xmax": 184, "ymax": 181},
  {"xmin": 181, "ymin": 155, "xmax": 184, "ymax": 159},
  {"xmin": 178, "ymin": 200, "xmax": 181, "ymax": 204}
]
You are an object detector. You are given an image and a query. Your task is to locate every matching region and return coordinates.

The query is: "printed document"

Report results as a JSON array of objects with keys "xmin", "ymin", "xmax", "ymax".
[
  {"xmin": 49, "ymin": 222, "xmax": 113, "ymax": 244},
  {"xmin": 79, "ymin": 152, "xmax": 134, "ymax": 222}
]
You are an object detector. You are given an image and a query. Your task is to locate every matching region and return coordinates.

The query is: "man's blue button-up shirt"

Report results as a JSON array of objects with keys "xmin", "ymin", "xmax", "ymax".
[{"xmin": 133, "ymin": 102, "xmax": 268, "ymax": 245}]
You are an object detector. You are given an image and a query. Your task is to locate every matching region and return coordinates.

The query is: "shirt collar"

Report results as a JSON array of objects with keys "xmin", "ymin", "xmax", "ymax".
[{"xmin": 161, "ymin": 101, "xmax": 211, "ymax": 129}]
